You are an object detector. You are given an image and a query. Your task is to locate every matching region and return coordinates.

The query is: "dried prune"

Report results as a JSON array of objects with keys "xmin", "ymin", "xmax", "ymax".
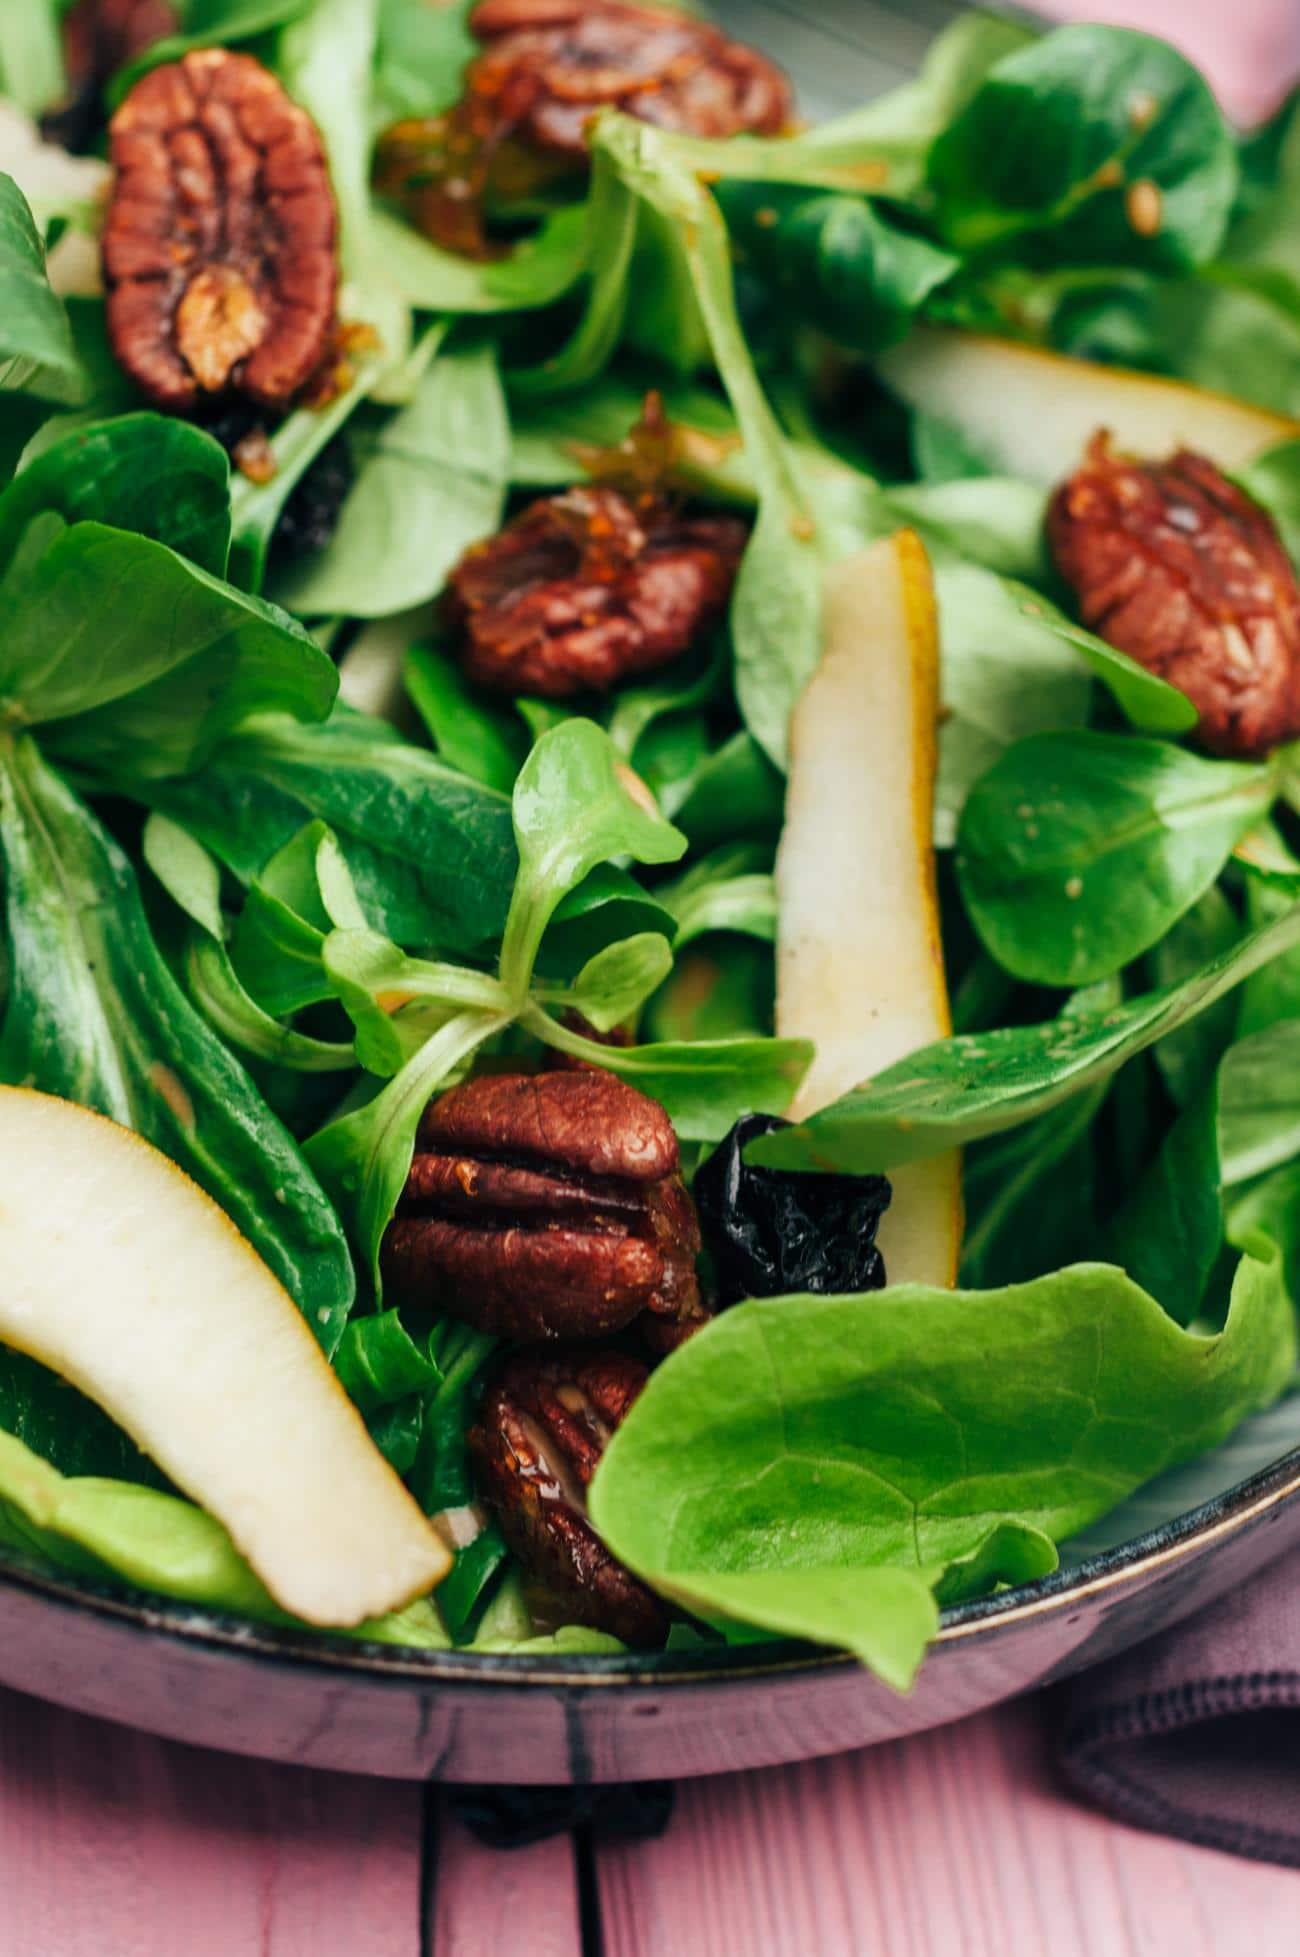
[
  {"xmin": 1049, "ymin": 432, "xmax": 1300, "ymax": 757},
  {"xmin": 694, "ymin": 1114, "xmax": 891, "ymax": 1306},
  {"xmin": 271, "ymin": 436, "xmax": 355, "ymax": 562},
  {"xmin": 446, "ymin": 484, "xmax": 747, "ymax": 697},
  {"xmin": 103, "ymin": 50, "xmax": 338, "ymax": 413},
  {"xmin": 374, "ymin": 0, "xmax": 790, "ymax": 257}
]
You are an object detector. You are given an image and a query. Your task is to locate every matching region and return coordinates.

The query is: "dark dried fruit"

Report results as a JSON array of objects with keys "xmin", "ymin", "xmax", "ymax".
[
  {"xmin": 446, "ymin": 484, "xmax": 747, "ymax": 697},
  {"xmin": 470, "ymin": 1348, "xmax": 669, "ymax": 1645},
  {"xmin": 103, "ymin": 50, "xmax": 338, "ymax": 413},
  {"xmin": 42, "ymin": 0, "xmax": 179, "ymax": 153},
  {"xmin": 382, "ymin": 1068, "xmax": 703, "ymax": 1343},
  {"xmin": 272, "ymin": 435, "xmax": 356, "ymax": 562},
  {"xmin": 695, "ymin": 1114, "xmax": 891, "ymax": 1307},
  {"xmin": 1048, "ymin": 432, "xmax": 1300, "ymax": 757},
  {"xmin": 374, "ymin": 0, "xmax": 790, "ymax": 257}
]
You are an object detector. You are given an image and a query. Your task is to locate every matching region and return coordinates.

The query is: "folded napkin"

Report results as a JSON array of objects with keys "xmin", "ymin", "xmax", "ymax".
[{"xmin": 1059, "ymin": 1564, "xmax": 1300, "ymax": 1865}]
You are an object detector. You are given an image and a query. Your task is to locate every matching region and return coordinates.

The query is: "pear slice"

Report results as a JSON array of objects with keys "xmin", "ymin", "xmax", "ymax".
[
  {"xmin": 877, "ymin": 326, "xmax": 1299, "ymax": 485},
  {"xmin": 776, "ymin": 530, "xmax": 961, "ymax": 1287},
  {"xmin": 0, "ymin": 1087, "xmax": 450, "ymax": 1625}
]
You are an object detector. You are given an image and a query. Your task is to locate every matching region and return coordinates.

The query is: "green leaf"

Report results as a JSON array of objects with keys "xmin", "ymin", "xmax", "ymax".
[
  {"xmin": 537, "ymin": 933, "xmax": 674, "ymax": 1035},
  {"xmin": 274, "ymin": 339, "xmax": 511, "ymax": 619},
  {"xmin": 723, "ymin": 184, "xmax": 959, "ymax": 355},
  {"xmin": 0, "ymin": 415, "xmax": 232, "ymax": 577},
  {"xmin": 0, "ymin": 1428, "xmax": 448, "ymax": 1648},
  {"xmin": 1107, "ymin": 1087, "xmax": 1223, "ymax": 1325},
  {"xmin": 657, "ymin": 843, "xmax": 777, "ymax": 950},
  {"xmin": 1151, "ymin": 884, "xmax": 1244, "ymax": 1106},
  {"xmin": 524, "ymin": 1007, "xmax": 811, "ymax": 1142},
  {"xmin": 879, "ymin": 475, "xmax": 1051, "ymax": 583},
  {"xmin": 0, "ymin": 736, "xmax": 355, "ymax": 1351},
  {"xmin": 1218, "ymin": 1020, "xmax": 1300, "ymax": 1184},
  {"xmin": 323, "ymin": 928, "xmax": 508, "ymax": 1076},
  {"xmin": 957, "ymin": 732, "xmax": 1275, "ymax": 986},
  {"xmin": 928, "ymin": 26, "xmax": 1238, "ymax": 271},
  {"xmin": 405, "ymin": 643, "xmax": 525, "ymax": 795},
  {"xmin": 1237, "ymin": 438, "xmax": 1300, "ymax": 568},
  {"xmin": 0, "ymin": 174, "xmax": 86, "ymax": 404},
  {"xmin": 672, "ymin": 731, "xmax": 784, "ymax": 851},
  {"xmin": 306, "ymin": 1008, "xmax": 508, "ymax": 1285},
  {"xmin": 499, "ymin": 718, "xmax": 686, "ymax": 997},
  {"xmin": 0, "ymin": 522, "xmax": 336, "ymax": 780},
  {"xmin": 0, "ymin": 1346, "xmax": 164, "ymax": 1486},
  {"xmin": 143, "ymin": 813, "xmax": 356, "ymax": 1075},
  {"xmin": 589, "ymin": 1249, "xmax": 1293, "ymax": 1682},
  {"xmin": 929, "ymin": 562, "xmax": 1090, "ymax": 846},
  {"xmin": 592, "ymin": 117, "xmax": 824, "ymax": 770},
  {"xmin": 749, "ymin": 898, "xmax": 1300, "ymax": 1173},
  {"xmin": 0, "ymin": 5, "xmax": 64, "ymax": 116},
  {"xmin": 960, "ymin": 1081, "xmax": 1108, "ymax": 1290},
  {"xmin": 133, "ymin": 710, "xmax": 520, "ymax": 956},
  {"xmin": 645, "ymin": 937, "xmax": 774, "ymax": 1047},
  {"xmin": 1005, "ymin": 582, "xmax": 1198, "ymax": 735},
  {"xmin": 334, "ymin": 1311, "xmax": 438, "ymax": 1417}
]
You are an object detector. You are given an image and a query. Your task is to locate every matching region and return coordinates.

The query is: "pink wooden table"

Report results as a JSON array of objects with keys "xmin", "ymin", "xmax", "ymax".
[
  {"xmin": 5, "ymin": 4, "xmax": 1300, "ymax": 1953},
  {"xmin": 4, "ymin": 1684, "xmax": 1299, "ymax": 1954}
]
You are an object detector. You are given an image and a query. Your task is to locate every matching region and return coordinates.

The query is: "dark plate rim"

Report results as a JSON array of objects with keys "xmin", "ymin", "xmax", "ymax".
[{"xmin": 2, "ymin": 1438, "xmax": 1299, "ymax": 1692}]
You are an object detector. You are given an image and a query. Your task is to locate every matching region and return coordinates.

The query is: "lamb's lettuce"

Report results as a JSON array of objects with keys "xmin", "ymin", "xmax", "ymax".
[
  {"xmin": 751, "ymin": 898, "xmax": 1300, "ymax": 1174},
  {"xmin": 957, "ymin": 733, "xmax": 1278, "ymax": 986},
  {"xmin": 0, "ymin": 173, "xmax": 86, "ymax": 405},
  {"xmin": 0, "ymin": 1427, "xmax": 448, "ymax": 1647},
  {"xmin": 0, "ymin": 735, "xmax": 355, "ymax": 1351}
]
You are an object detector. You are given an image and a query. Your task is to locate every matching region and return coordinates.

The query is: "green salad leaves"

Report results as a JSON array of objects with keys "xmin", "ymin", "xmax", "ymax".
[{"xmin": 1, "ymin": 6, "xmax": 1300, "ymax": 1690}]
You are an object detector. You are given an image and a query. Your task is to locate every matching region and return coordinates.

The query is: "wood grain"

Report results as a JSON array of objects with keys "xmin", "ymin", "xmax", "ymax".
[
  {"xmin": 0, "ymin": 1685, "xmax": 422, "ymax": 1957},
  {"xmin": 595, "ymin": 1696, "xmax": 1300, "ymax": 1957},
  {"xmin": 427, "ymin": 1795, "xmax": 582, "ymax": 1957}
]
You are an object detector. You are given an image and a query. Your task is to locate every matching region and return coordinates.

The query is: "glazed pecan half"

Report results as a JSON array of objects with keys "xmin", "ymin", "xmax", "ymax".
[
  {"xmin": 374, "ymin": 0, "xmax": 790, "ymax": 256},
  {"xmin": 470, "ymin": 1348, "xmax": 669, "ymax": 1645},
  {"xmin": 1048, "ymin": 432, "xmax": 1300, "ymax": 757},
  {"xmin": 103, "ymin": 50, "xmax": 338, "ymax": 412},
  {"xmin": 446, "ymin": 484, "xmax": 747, "ymax": 696},
  {"xmin": 381, "ymin": 1068, "xmax": 703, "ymax": 1343}
]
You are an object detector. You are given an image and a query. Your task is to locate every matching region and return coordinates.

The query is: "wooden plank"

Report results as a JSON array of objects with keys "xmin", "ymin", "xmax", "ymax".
[
  {"xmin": 596, "ymin": 1696, "xmax": 1300, "ymax": 1957},
  {"xmin": 427, "ymin": 1794, "xmax": 582, "ymax": 1957},
  {"xmin": 0, "ymin": 1683, "xmax": 422, "ymax": 1957}
]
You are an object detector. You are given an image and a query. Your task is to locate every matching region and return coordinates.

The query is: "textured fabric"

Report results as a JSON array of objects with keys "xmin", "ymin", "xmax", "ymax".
[{"xmin": 1060, "ymin": 1567, "xmax": 1300, "ymax": 1865}]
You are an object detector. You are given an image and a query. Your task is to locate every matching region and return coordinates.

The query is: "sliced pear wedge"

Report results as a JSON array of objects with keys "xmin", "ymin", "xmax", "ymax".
[
  {"xmin": 776, "ymin": 530, "xmax": 961, "ymax": 1287},
  {"xmin": 0, "ymin": 1087, "xmax": 450, "ymax": 1625},
  {"xmin": 877, "ymin": 326, "xmax": 1299, "ymax": 484}
]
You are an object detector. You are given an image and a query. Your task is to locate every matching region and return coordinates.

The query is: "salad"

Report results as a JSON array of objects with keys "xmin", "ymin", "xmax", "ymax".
[{"xmin": 0, "ymin": 0, "xmax": 1299, "ymax": 1692}]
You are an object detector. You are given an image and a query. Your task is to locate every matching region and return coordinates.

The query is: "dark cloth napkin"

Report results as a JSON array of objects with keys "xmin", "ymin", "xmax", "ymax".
[{"xmin": 1059, "ymin": 1563, "xmax": 1300, "ymax": 1865}]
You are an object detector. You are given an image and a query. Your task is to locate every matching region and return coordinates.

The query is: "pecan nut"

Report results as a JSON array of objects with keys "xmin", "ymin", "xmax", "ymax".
[
  {"xmin": 1048, "ymin": 432, "xmax": 1300, "ymax": 757},
  {"xmin": 374, "ymin": 0, "xmax": 790, "ymax": 256},
  {"xmin": 103, "ymin": 50, "xmax": 338, "ymax": 412},
  {"xmin": 381, "ymin": 1068, "xmax": 703, "ymax": 1342},
  {"xmin": 470, "ymin": 1348, "xmax": 669, "ymax": 1645},
  {"xmin": 446, "ymin": 484, "xmax": 747, "ymax": 696}
]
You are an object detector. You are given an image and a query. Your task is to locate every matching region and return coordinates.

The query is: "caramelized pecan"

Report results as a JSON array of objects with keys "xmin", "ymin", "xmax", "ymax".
[
  {"xmin": 382, "ymin": 1068, "xmax": 703, "ymax": 1343},
  {"xmin": 446, "ymin": 484, "xmax": 747, "ymax": 697},
  {"xmin": 1048, "ymin": 432, "xmax": 1300, "ymax": 757},
  {"xmin": 103, "ymin": 50, "xmax": 338, "ymax": 412},
  {"xmin": 470, "ymin": 1348, "xmax": 669, "ymax": 1645},
  {"xmin": 374, "ymin": 0, "xmax": 790, "ymax": 256}
]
